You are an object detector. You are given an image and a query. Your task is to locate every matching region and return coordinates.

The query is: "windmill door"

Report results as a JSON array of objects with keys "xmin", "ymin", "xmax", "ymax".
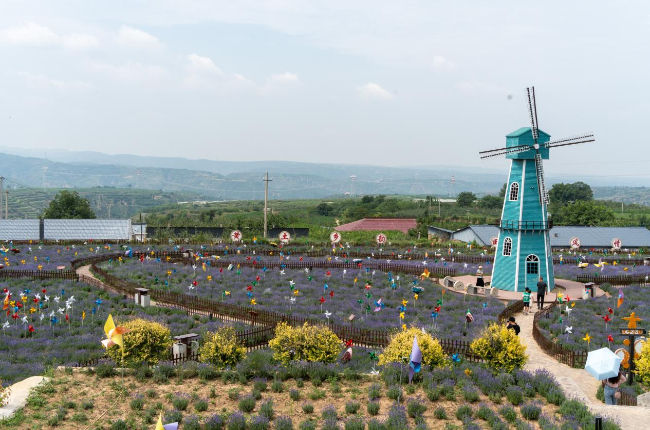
[{"xmin": 525, "ymin": 255, "xmax": 540, "ymax": 291}]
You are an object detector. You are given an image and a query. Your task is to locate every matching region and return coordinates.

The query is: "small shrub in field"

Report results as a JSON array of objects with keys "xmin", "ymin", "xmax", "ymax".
[
  {"xmin": 252, "ymin": 389, "xmax": 263, "ymax": 400},
  {"xmin": 499, "ymin": 405, "xmax": 517, "ymax": 423},
  {"xmin": 200, "ymin": 327, "xmax": 246, "ymax": 369},
  {"xmin": 238, "ymin": 395, "xmax": 256, "ymax": 413},
  {"xmin": 111, "ymin": 420, "xmax": 128, "ymax": 430},
  {"xmin": 321, "ymin": 418, "xmax": 339, "ymax": 430},
  {"xmin": 289, "ymin": 388, "xmax": 301, "ymax": 401},
  {"xmin": 455, "ymin": 405, "xmax": 474, "ymax": 421},
  {"xmin": 145, "ymin": 389, "xmax": 157, "ymax": 399},
  {"xmin": 367, "ymin": 419, "xmax": 387, "ymax": 430},
  {"xmin": 368, "ymin": 383, "xmax": 381, "ymax": 401},
  {"xmin": 130, "ymin": 394, "xmax": 145, "ymax": 411},
  {"xmin": 250, "ymin": 415, "xmax": 270, "ymax": 430},
  {"xmin": 387, "ymin": 385, "xmax": 402, "ymax": 401},
  {"xmin": 345, "ymin": 401, "xmax": 360, "ymax": 414},
  {"xmin": 259, "ymin": 398, "xmax": 274, "ymax": 420},
  {"xmin": 405, "ymin": 385, "xmax": 416, "ymax": 395},
  {"xmin": 299, "ymin": 420, "xmax": 316, "ymax": 430},
  {"xmin": 321, "ymin": 405, "xmax": 338, "ymax": 420},
  {"xmin": 96, "ymin": 362, "xmax": 116, "ymax": 378},
  {"xmin": 520, "ymin": 402, "xmax": 542, "ymax": 421},
  {"xmin": 195, "ymin": 398, "xmax": 208, "ymax": 412},
  {"xmin": 271, "ymin": 380, "xmax": 284, "ymax": 393},
  {"xmin": 407, "ymin": 397, "xmax": 427, "ymax": 418},
  {"xmin": 81, "ymin": 399, "xmax": 94, "ymax": 410},
  {"xmin": 506, "ymin": 386, "xmax": 524, "ymax": 406},
  {"xmin": 378, "ymin": 327, "xmax": 446, "ymax": 368},
  {"xmin": 386, "ymin": 404, "xmax": 409, "ymax": 430},
  {"xmin": 183, "ymin": 415, "xmax": 201, "ymax": 430},
  {"xmin": 172, "ymin": 393, "xmax": 190, "ymax": 411},
  {"xmin": 228, "ymin": 388, "xmax": 240, "ymax": 400},
  {"xmin": 488, "ymin": 392, "xmax": 502, "ymax": 404},
  {"xmin": 470, "ymin": 323, "xmax": 527, "ymax": 372},
  {"xmin": 269, "ymin": 322, "xmax": 341, "ymax": 364},
  {"xmin": 106, "ymin": 318, "xmax": 172, "ymax": 366},
  {"xmin": 308, "ymin": 388, "xmax": 326, "ymax": 401},
  {"xmin": 296, "ymin": 378, "xmax": 304, "ymax": 388},
  {"xmin": 254, "ymin": 379, "xmax": 268, "ymax": 392},
  {"xmin": 488, "ymin": 416, "xmax": 509, "ymax": 430},
  {"xmin": 462, "ymin": 386, "xmax": 480, "ymax": 403},
  {"xmin": 302, "ymin": 402, "xmax": 314, "ymax": 414},
  {"xmin": 434, "ymin": 407, "xmax": 447, "ymax": 420},
  {"xmin": 344, "ymin": 417, "xmax": 365, "ymax": 430},
  {"xmin": 71, "ymin": 412, "xmax": 88, "ymax": 423},
  {"xmin": 367, "ymin": 401, "xmax": 380, "ymax": 416},
  {"xmin": 476, "ymin": 403, "xmax": 494, "ymax": 421},
  {"xmin": 204, "ymin": 414, "xmax": 225, "ymax": 430},
  {"xmin": 198, "ymin": 364, "xmax": 219, "ymax": 381},
  {"xmin": 514, "ymin": 419, "xmax": 534, "ymax": 430},
  {"xmin": 545, "ymin": 387, "xmax": 565, "ymax": 406},
  {"xmin": 426, "ymin": 387, "xmax": 441, "ymax": 402},
  {"xmin": 276, "ymin": 416, "xmax": 293, "ymax": 430},
  {"xmin": 165, "ymin": 409, "xmax": 183, "ymax": 425},
  {"xmin": 227, "ymin": 412, "xmax": 247, "ymax": 430}
]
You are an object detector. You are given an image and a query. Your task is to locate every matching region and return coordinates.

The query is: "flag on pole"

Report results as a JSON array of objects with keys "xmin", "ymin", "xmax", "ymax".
[{"xmin": 408, "ymin": 336, "xmax": 422, "ymax": 383}]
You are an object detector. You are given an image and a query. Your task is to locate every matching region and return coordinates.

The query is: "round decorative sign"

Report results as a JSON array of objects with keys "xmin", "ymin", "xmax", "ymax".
[
  {"xmin": 330, "ymin": 231, "xmax": 342, "ymax": 244},
  {"xmin": 614, "ymin": 348, "xmax": 630, "ymax": 369},
  {"xmin": 279, "ymin": 231, "xmax": 291, "ymax": 243},
  {"xmin": 490, "ymin": 236, "xmax": 498, "ymax": 247},
  {"xmin": 376, "ymin": 233, "xmax": 387, "ymax": 245},
  {"xmin": 230, "ymin": 230, "xmax": 242, "ymax": 242},
  {"xmin": 611, "ymin": 238, "xmax": 622, "ymax": 250},
  {"xmin": 569, "ymin": 237, "xmax": 581, "ymax": 249}
]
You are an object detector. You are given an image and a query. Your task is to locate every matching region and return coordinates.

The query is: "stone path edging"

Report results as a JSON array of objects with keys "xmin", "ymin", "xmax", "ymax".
[{"xmin": 0, "ymin": 376, "xmax": 49, "ymax": 420}]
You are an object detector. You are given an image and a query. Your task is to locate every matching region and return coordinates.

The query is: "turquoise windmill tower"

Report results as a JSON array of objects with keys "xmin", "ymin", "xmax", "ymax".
[{"xmin": 480, "ymin": 87, "xmax": 595, "ymax": 292}]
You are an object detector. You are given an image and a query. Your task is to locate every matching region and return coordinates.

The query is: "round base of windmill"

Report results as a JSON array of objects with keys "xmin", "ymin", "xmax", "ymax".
[{"xmin": 439, "ymin": 275, "xmax": 607, "ymax": 302}]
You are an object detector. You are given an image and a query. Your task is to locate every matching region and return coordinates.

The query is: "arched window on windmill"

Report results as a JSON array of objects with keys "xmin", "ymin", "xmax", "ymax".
[
  {"xmin": 502, "ymin": 237, "xmax": 512, "ymax": 256},
  {"xmin": 509, "ymin": 182, "xmax": 519, "ymax": 201},
  {"xmin": 526, "ymin": 254, "xmax": 539, "ymax": 274}
]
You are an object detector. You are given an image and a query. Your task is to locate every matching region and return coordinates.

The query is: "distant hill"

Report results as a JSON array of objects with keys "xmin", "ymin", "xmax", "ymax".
[{"xmin": 594, "ymin": 187, "xmax": 650, "ymax": 206}]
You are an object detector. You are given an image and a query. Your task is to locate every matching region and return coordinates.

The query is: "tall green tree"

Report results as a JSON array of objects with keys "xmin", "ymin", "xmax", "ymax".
[
  {"xmin": 456, "ymin": 192, "xmax": 477, "ymax": 207},
  {"xmin": 43, "ymin": 191, "xmax": 96, "ymax": 219},
  {"xmin": 549, "ymin": 182, "xmax": 593, "ymax": 205},
  {"xmin": 554, "ymin": 200, "xmax": 614, "ymax": 226}
]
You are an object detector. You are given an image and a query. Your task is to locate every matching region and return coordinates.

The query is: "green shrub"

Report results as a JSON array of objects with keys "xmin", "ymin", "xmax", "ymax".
[
  {"xmin": 368, "ymin": 383, "xmax": 381, "ymax": 401},
  {"xmin": 301, "ymin": 402, "xmax": 314, "ymax": 414},
  {"xmin": 198, "ymin": 364, "xmax": 219, "ymax": 381},
  {"xmin": 106, "ymin": 318, "xmax": 172, "ymax": 366},
  {"xmin": 276, "ymin": 416, "xmax": 294, "ymax": 430},
  {"xmin": 172, "ymin": 393, "xmax": 190, "ymax": 411},
  {"xmin": 308, "ymin": 388, "xmax": 326, "ymax": 401},
  {"xmin": 96, "ymin": 362, "xmax": 116, "ymax": 378},
  {"xmin": 299, "ymin": 420, "xmax": 316, "ymax": 430},
  {"xmin": 259, "ymin": 398, "xmax": 274, "ymax": 421},
  {"xmin": 289, "ymin": 388, "xmax": 301, "ymax": 401},
  {"xmin": 71, "ymin": 412, "xmax": 88, "ymax": 423},
  {"xmin": 321, "ymin": 405, "xmax": 338, "ymax": 420},
  {"xmin": 407, "ymin": 397, "xmax": 428, "ymax": 418},
  {"xmin": 81, "ymin": 399, "xmax": 94, "ymax": 410},
  {"xmin": 470, "ymin": 323, "xmax": 527, "ymax": 372},
  {"xmin": 296, "ymin": 378, "xmax": 304, "ymax": 388},
  {"xmin": 271, "ymin": 380, "xmax": 284, "ymax": 393},
  {"xmin": 367, "ymin": 401, "xmax": 380, "ymax": 416},
  {"xmin": 345, "ymin": 417, "xmax": 365, "ymax": 430},
  {"xmin": 111, "ymin": 420, "xmax": 129, "ymax": 430},
  {"xmin": 238, "ymin": 395, "xmax": 256, "ymax": 413},
  {"xmin": 520, "ymin": 403, "xmax": 541, "ymax": 421},
  {"xmin": 228, "ymin": 388, "xmax": 240, "ymax": 400},
  {"xmin": 387, "ymin": 385, "xmax": 402, "ymax": 401},
  {"xmin": 269, "ymin": 322, "xmax": 341, "ymax": 364},
  {"xmin": 130, "ymin": 395, "xmax": 145, "ymax": 411},
  {"xmin": 378, "ymin": 327, "xmax": 446, "ymax": 368},
  {"xmin": 499, "ymin": 405, "xmax": 517, "ymax": 423},
  {"xmin": 455, "ymin": 405, "xmax": 474, "ymax": 421},
  {"xmin": 195, "ymin": 398, "xmax": 208, "ymax": 412},
  {"xmin": 426, "ymin": 388, "xmax": 441, "ymax": 402},
  {"xmin": 252, "ymin": 389, "xmax": 262, "ymax": 400},
  {"xmin": 463, "ymin": 386, "xmax": 480, "ymax": 403},
  {"xmin": 254, "ymin": 379, "xmax": 268, "ymax": 392},
  {"xmin": 146, "ymin": 389, "xmax": 157, "ymax": 399},
  {"xmin": 506, "ymin": 386, "xmax": 524, "ymax": 406},
  {"xmin": 345, "ymin": 401, "xmax": 360, "ymax": 414},
  {"xmin": 434, "ymin": 407, "xmax": 447, "ymax": 420},
  {"xmin": 200, "ymin": 327, "xmax": 246, "ymax": 369}
]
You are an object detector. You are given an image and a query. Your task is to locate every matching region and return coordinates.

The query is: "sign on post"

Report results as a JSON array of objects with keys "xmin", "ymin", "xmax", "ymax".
[
  {"xmin": 376, "ymin": 233, "xmax": 387, "ymax": 245},
  {"xmin": 490, "ymin": 237, "xmax": 498, "ymax": 247},
  {"xmin": 612, "ymin": 238, "xmax": 622, "ymax": 250},
  {"xmin": 279, "ymin": 231, "xmax": 291, "ymax": 244},
  {"xmin": 230, "ymin": 230, "xmax": 243, "ymax": 243},
  {"xmin": 570, "ymin": 237, "xmax": 581, "ymax": 249},
  {"xmin": 330, "ymin": 231, "xmax": 342, "ymax": 244}
]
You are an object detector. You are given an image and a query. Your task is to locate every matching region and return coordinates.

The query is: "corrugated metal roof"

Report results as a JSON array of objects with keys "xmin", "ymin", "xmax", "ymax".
[
  {"xmin": 44, "ymin": 220, "xmax": 132, "ymax": 240},
  {"xmin": 428, "ymin": 226, "xmax": 455, "ymax": 234},
  {"xmin": 337, "ymin": 218, "xmax": 417, "ymax": 234},
  {"xmin": 549, "ymin": 226, "xmax": 650, "ymax": 248},
  {"xmin": 505, "ymin": 127, "xmax": 550, "ymax": 138},
  {"xmin": 463, "ymin": 225, "xmax": 499, "ymax": 245},
  {"xmin": 0, "ymin": 220, "xmax": 40, "ymax": 241}
]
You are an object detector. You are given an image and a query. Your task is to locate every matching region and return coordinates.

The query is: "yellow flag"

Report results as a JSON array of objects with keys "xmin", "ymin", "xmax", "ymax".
[
  {"xmin": 202, "ymin": 263, "xmax": 206, "ymax": 272},
  {"xmin": 155, "ymin": 412, "xmax": 165, "ymax": 430},
  {"xmin": 82, "ymin": 310, "xmax": 86, "ymax": 320}
]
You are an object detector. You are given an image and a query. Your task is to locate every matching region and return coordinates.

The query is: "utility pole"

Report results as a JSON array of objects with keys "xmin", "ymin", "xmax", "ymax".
[
  {"xmin": 4, "ymin": 190, "xmax": 7, "ymax": 219},
  {"xmin": 263, "ymin": 172, "xmax": 272, "ymax": 239},
  {"xmin": 438, "ymin": 198, "xmax": 441, "ymax": 217},
  {"xmin": 0, "ymin": 176, "xmax": 4, "ymax": 220}
]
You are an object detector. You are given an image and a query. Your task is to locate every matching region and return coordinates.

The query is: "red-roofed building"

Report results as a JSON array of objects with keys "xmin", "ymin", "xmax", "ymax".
[{"xmin": 336, "ymin": 218, "xmax": 417, "ymax": 234}]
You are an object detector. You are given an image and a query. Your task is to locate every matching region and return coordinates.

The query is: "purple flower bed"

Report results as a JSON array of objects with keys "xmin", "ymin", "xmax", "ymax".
[
  {"xmin": 0, "ymin": 277, "xmax": 234, "ymax": 386},
  {"xmin": 101, "ymin": 258, "xmax": 506, "ymax": 337}
]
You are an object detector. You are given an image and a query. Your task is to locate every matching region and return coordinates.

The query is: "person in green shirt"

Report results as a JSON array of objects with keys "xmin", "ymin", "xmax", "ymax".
[{"xmin": 523, "ymin": 287, "xmax": 532, "ymax": 315}]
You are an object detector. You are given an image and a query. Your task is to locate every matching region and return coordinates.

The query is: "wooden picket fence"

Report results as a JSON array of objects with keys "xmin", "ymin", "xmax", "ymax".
[
  {"xmin": 532, "ymin": 303, "xmax": 588, "ymax": 368},
  {"xmin": 0, "ymin": 269, "xmax": 78, "ymax": 280},
  {"xmin": 576, "ymin": 274, "xmax": 649, "ymax": 286}
]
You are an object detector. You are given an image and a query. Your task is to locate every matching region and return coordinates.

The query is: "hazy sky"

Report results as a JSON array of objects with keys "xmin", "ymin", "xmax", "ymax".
[{"xmin": 1, "ymin": 1, "xmax": 649, "ymax": 178}]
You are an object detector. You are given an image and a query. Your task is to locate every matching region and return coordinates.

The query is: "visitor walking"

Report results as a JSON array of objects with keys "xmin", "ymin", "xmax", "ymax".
[
  {"xmin": 506, "ymin": 316, "xmax": 520, "ymax": 335},
  {"xmin": 523, "ymin": 288, "xmax": 531, "ymax": 315},
  {"xmin": 603, "ymin": 371, "xmax": 627, "ymax": 405},
  {"xmin": 536, "ymin": 277, "xmax": 547, "ymax": 310},
  {"xmin": 476, "ymin": 266, "xmax": 484, "ymax": 288}
]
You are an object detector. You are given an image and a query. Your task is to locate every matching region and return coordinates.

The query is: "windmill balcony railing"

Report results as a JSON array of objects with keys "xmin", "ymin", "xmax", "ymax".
[{"xmin": 497, "ymin": 219, "xmax": 553, "ymax": 231}]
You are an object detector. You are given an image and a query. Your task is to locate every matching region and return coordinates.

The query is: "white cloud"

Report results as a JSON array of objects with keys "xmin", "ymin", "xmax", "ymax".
[
  {"xmin": 117, "ymin": 25, "xmax": 162, "ymax": 49},
  {"xmin": 17, "ymin": 71, "xmax": 93, "ymax": 90},
  {"xmin": 431, "ymin": 55, "xmax": 455, "ymax": 70},
  {"xmin": 269, "ymin": 72, "xmax": 300, "ymax": 83},
  {"xmin": 61, "ymin": 33, "xmax": 99, "ymax": 50},
  {"xmin": 187, "ymin": 54, "xmax": 223, "ymax": 74},
  {"xmin": 0, "ymin": 22, "xmax": 59, "ymax": 46},
  {"xmin": 92, "ymin": 61, "xmax": 167, "ymax": 81},
  {"xmin": 356, "ymin": 82, "xmax": 394, "ymax": 101}
]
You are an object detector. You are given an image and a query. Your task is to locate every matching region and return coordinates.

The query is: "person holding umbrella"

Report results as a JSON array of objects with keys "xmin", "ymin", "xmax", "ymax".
[
  {"xmin": 584, "ymin": 347, "xmax": 625, "ymax": 405},
  {"xmin": 603, "ymin": 371, "xmax": 627, "ymax": 405}
]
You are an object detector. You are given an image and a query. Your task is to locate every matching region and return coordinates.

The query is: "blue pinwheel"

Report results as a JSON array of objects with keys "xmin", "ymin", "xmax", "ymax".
[
  {"xmin": 91, "ymin": 307, "xmax": 96, "ymax": 315},
  {"xmin": 262, "ymin": 267, "xmax": 267, "ymax": 273},
  {"xmin": 399, "ymin": 305, "xmax": 407, "ymax": 312},
  {"xmin": 24, "ymin": 288, "xmax": 31, "ymax": 295},
  {"xmin": 95, "ymin": 298, "xmax": 102, "ymax": 308},
  {"xmin": 51, "ymin": 316, "xmax": 58, "ymax": 324},
  {"xmin": 431, "ymin": 311, "xmax": 438, "ymax": 319},
  {"xmin": 61, "ymin": 289, "xmax": 65, "ymax": 296},
  {"xmin": 452, "ymin": 353, "xmax": 461, "ymax": 363},
  {"xmin": 391, "ymin": 283, "xmax": 397, "ymax": 290},
  {"xmin": 246, "ymin": 292, "xmax": 253, "ymax": 298},
  {"xmin": 324, "ymin": 284, "xmax": 329, "ymax": 291}
]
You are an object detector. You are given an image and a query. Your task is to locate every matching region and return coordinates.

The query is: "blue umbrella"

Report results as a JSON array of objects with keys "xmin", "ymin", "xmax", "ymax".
[{"xmin": 585, "ymin": 347, "xmax": 622, "ymax": 380}]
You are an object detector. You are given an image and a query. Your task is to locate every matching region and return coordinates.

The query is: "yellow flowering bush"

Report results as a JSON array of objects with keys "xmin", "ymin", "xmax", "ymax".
[
  {"xmin": 378, "ymin": 327, "xmax": 445, "ymax": 367},
  {"xmin": 269, "ymin": 322, "xmax": 341, "ymax": 364},
  {"xmin": 199, "ymin": 327, "xmax": 246, "ymax": 368},
  {"xmin": 470, "ymin": 323, "xmax": 527, "ymax": 372},
  {"xmin": 106, "ymin": 318, "xmax": 172, "ymax": 366},
  {"xmin": 635, "ymin": 340, "xmax": 650, "ymax": 384}
]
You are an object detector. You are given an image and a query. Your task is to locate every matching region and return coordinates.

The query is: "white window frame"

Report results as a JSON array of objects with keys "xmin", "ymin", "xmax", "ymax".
[
  {"xmin": 502, "ymin": 237, "xmax": 512, "ymax": 256},
  {"xmin": 509, "ymin": 182, "xmax": 519, "ymax": 201},
  {"xmin": 526, "ymin": 254, "xmax": 539, "ymax": 274}
]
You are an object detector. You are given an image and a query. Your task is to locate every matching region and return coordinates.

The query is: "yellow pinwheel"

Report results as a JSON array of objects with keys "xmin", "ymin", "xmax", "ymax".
[
  {"xmin": 402, "ymin": 299, "xmax": 408, "ymax": 307},
  {"xmin": 250, "ymin": 299, "xmax": 256, "ymax": 306},
  {"xmin": 101, "ymin": 314, "xmax": 130, "ymax": 349},
  {"xmin": 414, "ymin": 294, "xmax": 419, "ymax": 301},
  {"xmin": 293, "ymin": 290, "xmax": 299, "ymax": 296},
  {"xmin": 402, "ymin": 324, "xmax": 407, "ymax": 330},
  {"xmin": 225, "ymin": 291, "xmax": 231, "ymax": 296},
  {"xmin": 583, "ymin": 333, "xmax": 592, "ymax": 345},
  {"xmin": 207, "ymin": 275, "xmax": 212, "ymax": 281},
  {"xmin": 399, "ymin": 312, "xmax": 405, "ymax": 319}
]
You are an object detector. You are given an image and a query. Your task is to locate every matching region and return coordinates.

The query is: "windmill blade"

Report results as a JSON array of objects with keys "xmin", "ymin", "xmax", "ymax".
[
  {"xmin": 479, "ymin": 144, "xmax": 530, "ymax": 155},
  {"xmin": 480, "ymin": 145, "xmax": 532, "ymax": 159},
  {"xmin": 542, "ymin": 133, "xmax": 594, "ymax": 149},
  {"xmin": 526, "ymin": 87, "xmax": 538, "ymax": 141},
  {"xmin": 545, "ymin": 137, "xmax": 595, "ymax": 150},
  {"xmin": 534, "ymin": 153, "xmax": 550, "ymax": 205},
  {"xmin": 532, "ymin": 87, "xmax": 540, "ymax": 138}
]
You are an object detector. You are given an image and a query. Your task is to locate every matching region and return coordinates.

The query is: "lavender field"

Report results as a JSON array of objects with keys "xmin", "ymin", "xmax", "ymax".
[{"xmin": 0, "ymin": 277, "xmax": 233, "ymax": 386}]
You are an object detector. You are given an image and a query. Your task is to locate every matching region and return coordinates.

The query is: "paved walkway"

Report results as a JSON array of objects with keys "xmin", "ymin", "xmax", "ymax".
[
  {"xmin": 0, "ymin": 376, "xmax": 49, "ymax": 420},
  {"xmin": 517, "ymin": 311, "xmax": 649, "ymax": 430}
]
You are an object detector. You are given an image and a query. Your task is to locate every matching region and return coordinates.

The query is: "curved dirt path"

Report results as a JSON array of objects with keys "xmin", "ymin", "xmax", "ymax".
[{"xmin": 517, "ymin": 311, "xmax": 648, "ymax": 430}]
